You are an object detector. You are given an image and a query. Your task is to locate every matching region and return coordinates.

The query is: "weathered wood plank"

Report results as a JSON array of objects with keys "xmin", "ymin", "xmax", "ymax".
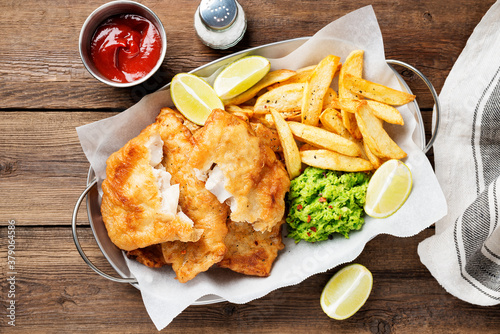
[
  {"xmin": 0, "ymin": 0, "xmax": 496, "ymax": 110},
  {"xmin": 0, "ymin": 111, "xmax": 115, "ymax": 226},
  {"xmin": 1, "ymin": 1, "xmax": 498, "ymax": 333},
  {"xmin": 0, "ymin": 226, "xmax": 498, "ymax": 333}
]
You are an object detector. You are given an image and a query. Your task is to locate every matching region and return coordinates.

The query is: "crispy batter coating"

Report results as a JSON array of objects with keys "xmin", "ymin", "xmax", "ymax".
[
  {"xmin": 157, "ymin": 109, "xmax": 229, "ymax": 283},
  {"xmin": 102, "ymin": 108, "xmax": 288, "ymax": 281},
  {"xmin": 159, "ymin": 107, "xmax": 201, "ymax": 134},
  {"xmin": 190, "ymin": 109, "xmax": 290, "ymax": 232},
  {"xmin": 101, "ymin": 123, "xmax": 203, "ymax": 251},
  {"xmin": 249, "ymin": 122, "xmax": 283, "ymax": 153},
  {"xmin": 218, "ymin": 219, "xmax": 285, "ymax": 277},
  {"xmin": 127, "ymin": 244, "xmax": 166, "ymax": 268}
]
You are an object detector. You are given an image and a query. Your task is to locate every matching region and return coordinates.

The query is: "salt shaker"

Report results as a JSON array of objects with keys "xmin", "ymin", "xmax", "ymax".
[{"xmin": 194, "ymin": 0, "xmax": 247, "ymax": 49}]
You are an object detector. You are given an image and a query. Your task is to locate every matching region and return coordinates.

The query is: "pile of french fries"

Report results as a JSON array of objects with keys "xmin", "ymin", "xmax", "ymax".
[{"xmin": 223, "ymin": 50, "xmax": 415, "ymax": 179}]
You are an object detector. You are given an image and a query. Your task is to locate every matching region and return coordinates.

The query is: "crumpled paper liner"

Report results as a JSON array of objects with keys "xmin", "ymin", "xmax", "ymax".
[{"xmin": 76, "ymin": 5, "xmax": 447, "ymax": 330}]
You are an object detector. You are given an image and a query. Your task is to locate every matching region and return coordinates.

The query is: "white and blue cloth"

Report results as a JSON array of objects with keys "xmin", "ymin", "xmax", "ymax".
[{"xmin": 418, "ymin": 1, "xmax": 500, "ymax": 306}]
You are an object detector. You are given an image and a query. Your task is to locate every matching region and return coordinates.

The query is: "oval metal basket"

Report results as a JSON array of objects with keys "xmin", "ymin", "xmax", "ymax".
[{"xmin": 72, "ymin": 37, "xmax": 440, "ymax": 305}]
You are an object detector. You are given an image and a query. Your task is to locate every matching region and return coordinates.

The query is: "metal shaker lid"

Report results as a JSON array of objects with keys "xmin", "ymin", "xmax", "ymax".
[{"xmin": 199, "ymin": 0, "xmax": 238, "ymax": 30}]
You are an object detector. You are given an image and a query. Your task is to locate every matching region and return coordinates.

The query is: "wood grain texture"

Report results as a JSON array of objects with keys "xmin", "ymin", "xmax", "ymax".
[
  {"xmin": 0, "ymin": 111, "xmax": 116, "ymax": 226},
  {"xmin": 1, "ymin": 0, "xmax": 499, "ymax": 332},
  {"xmin": 1, "ymin": 227, "xmax": 498, "ymax": 333},
  {"xmin": 0, "ymin": 0, "xmax": 496, "ymax": 110}
]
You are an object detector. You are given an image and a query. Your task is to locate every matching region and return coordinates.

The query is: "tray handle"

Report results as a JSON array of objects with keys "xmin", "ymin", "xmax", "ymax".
[
  {"xmin": 72, "ymin": 178, "xmax": 137, "ymax": 283},
  {"xmin": 386, "ymin": 59, "xmax": 440, "ymax": 153}
]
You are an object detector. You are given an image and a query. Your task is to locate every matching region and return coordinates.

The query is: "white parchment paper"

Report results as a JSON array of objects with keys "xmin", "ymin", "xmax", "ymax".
[{"xmin": 76, "ymin": 6, "xmax": 447, "ymax": 330}]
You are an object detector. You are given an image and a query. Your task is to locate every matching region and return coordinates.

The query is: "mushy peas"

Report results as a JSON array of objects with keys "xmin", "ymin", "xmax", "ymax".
[{"xmin": 286, "ymin": 167, "xmax": 370, "ymax": 243}]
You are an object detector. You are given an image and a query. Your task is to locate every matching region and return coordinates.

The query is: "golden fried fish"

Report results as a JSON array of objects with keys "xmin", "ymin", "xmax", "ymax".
[
  {"xmin": 157, "ymin": 109, "xmax": 229, "ymax": 283},
  {"xmin": 159, "ymin": 107, "xmax": 201, "ymax": 134},
  {"xmin": 127, "ymin": 244, "xmax": 166, "ymax": 268},
  {"xmin": 190, "ymin": 109, "xmax": 290, "ymax": 232},
  {"xmin": 101, "ymin": 123, "xmax": 203, "ymax": 251},
  {"xmin": 218, "ymin": 219, "xmax": 285, "ymax": 277},
  {"xmin": 250, "ymin": 122, "xmax": 283, "ymax": 153}
]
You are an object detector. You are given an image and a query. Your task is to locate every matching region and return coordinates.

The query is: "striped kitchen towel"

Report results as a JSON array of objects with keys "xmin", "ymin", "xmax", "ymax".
[{"xmin": 418, "ymin": 1, "xmax": 500, "ymax": 306}]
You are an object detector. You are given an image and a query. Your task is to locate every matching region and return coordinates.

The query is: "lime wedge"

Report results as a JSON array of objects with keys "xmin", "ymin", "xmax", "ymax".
[
  {"xmin": 320, "ymin": 264, "xmax": 373, "ymax": 320},
  {"xmin": 170, "ymin": 73, "xmax": 224, "ymax": 125},
  {"xmin": 364, "ymin": 159, "xmax": 412, "ymax": 218},
  {"xmin": 213, "ymin": 55, "xmax": 271, "ymax": 101}
]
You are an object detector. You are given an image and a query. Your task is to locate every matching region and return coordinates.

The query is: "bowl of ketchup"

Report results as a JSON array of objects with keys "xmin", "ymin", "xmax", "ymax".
[{"xmin": 79, "ymin": 1, "xmax": 167, "ymax": 87}]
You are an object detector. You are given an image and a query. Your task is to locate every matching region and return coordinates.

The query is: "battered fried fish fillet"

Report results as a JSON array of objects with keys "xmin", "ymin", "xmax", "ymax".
[
  {"xmin": 190, "ymin": 109, "xmax": 290, "ymax": 232},
  {"xmin": 160, "ymin": 107, "xmax": 201, "ymax": 134},
  {"xmin": 218, "ymin": 219, "xmax": 285, "ymax": 277},
  {"xmin": 250, "ymin": 122, "xmax": 283, "ymax": 153},
  {"xmin": 101, "ymin": 123, "xmax": 203, "ymax": 251},
  {"xmin": 157, "ymin": 109, "xmax": 229, "ymax": 283},
  {"xmin": 127, "ymin": 244, "xmax": 166, "ymax": 268}
]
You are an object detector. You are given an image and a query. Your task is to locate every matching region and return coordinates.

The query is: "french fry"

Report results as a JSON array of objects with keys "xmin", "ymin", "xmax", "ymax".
[
  {"xmin": 319, "ymin": 108, "xmax": 351, "ymax": 138},
  {"xmin": 285, "ymin": 111, "xmax": 302, "ymax": 122},
  {"xmin": 322, "ymin": 88, "xmax": 338, "ymax": 109},
  {"xmin": 287, "ymin": 121, "xmax": 362, "ymax": 157},
  {"xmin": 366, "ymin": 100, "xmax": 404, "ymax": 125},
  {"xmin": 239, "ymin": 105, "xmax": 254, "ymax": 111},
  {"xmin": 226, "ymin": 104, "xmax": 255, "ymax": 118},
  {"xmin": 363, "ymin": 140, "xmax": 383, "ymax": 169},
  {"xmin": 301, "ymin": 55, "xmax": 340, "ymax": 126},
  {"xmin": 339, "ymin": 50, "xmax": 364, "ymax": 139},
  {"xmin": 262, "ymin": 111, "xmax": 302, "ymax": 128},
  {"xmin": 319, "ymin": 108, "xmax": 369, "ymax": 162},
  {"xmin": 355, "ymin": 102, "xmax": 407, "ymax": 159},
  {"xmin": 223, "ymin": 69, "xmax": 297, "ymax": 106},
  {"xmin": 230, "ymin": 111, "xmax": 249, "ymax": 122},
  {"xmin": 344, "ymin": 73, "xmax": 416, "ymax": 106},
  {"xmin": 263, "ymin": 114, "xmax": 275, "ymax": 128},
  {"xmin": 268, "ymin": 63, "xmax": 342, "ymax": 90},
  {"xmin": 226, "ymin": 104, "xmax": 246, "ymax": 113},
  {"xmin": 299, "ymin": 143, "xmax": 318, "ymax": 151},
  {"xmin": 333, "ymin": 98, "xmax": 404, "ymax": 126},
  {"xmin": 254, "ymin": 83, "xmax": 304, "ymax": 114},
  {"xmin": 335, "ymin": 98, "xmax": 364, "ymax": 113},
  {"xmin": 270, "ymin": 109, "xmax": 301, "ymax": 179},
  {"xmin": 300, "ymin": 149, "xmax": 373, "ymax": 172},
  {"xmin": 253, "ymin": 114, "xmax": 275, "ymax": 128},
  {"xmin": 325, "ymin": 99, "xmax": 342, "ymax": 110},
  {"xmin": 268, "ymin": 65, "xmax": 316, "ymax": 89}
]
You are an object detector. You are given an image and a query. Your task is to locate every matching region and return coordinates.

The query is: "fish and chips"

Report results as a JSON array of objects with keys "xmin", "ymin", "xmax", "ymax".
[{"xmin": 100, "ymin": 50, "xmax": 415, "ymax": 282}]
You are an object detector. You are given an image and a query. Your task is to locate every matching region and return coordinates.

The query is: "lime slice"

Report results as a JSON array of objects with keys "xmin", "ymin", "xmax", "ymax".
[
  {"xmin": 320, "ymin": 264, "xmax": 373, "ymax": 320},
  {"xmin": 170, "ymin": 73, "xmax": 224, "ymax": 125},
  {"xmin": 213, "ymin": 55, "xmax": 271, "ymax": 101},
  {"xmin": 364, "ymin": 159, "xmax": 412, "ymax": 218}
]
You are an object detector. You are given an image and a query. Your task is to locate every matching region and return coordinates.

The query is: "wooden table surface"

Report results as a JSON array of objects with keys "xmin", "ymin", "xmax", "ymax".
[{"xmin": 1, "ymin": 0, "xmax": 500, "ymax": 332}]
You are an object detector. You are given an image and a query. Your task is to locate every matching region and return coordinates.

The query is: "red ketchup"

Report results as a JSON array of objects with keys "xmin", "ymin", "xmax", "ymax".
[{"xmin": 90, "ymin": 14, "xmax": 162, "ymax": 83}]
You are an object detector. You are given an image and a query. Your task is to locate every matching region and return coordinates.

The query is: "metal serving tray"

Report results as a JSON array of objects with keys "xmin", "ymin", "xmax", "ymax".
[{"xmin": 72, "ymin": 37, "xmax": 440, "ymax": 306}]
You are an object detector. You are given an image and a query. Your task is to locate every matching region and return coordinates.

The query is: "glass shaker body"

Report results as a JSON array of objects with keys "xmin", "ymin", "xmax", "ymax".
[{"xmin": 194, "ymin": 0, "xmax": 247, "ymax": 49}]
